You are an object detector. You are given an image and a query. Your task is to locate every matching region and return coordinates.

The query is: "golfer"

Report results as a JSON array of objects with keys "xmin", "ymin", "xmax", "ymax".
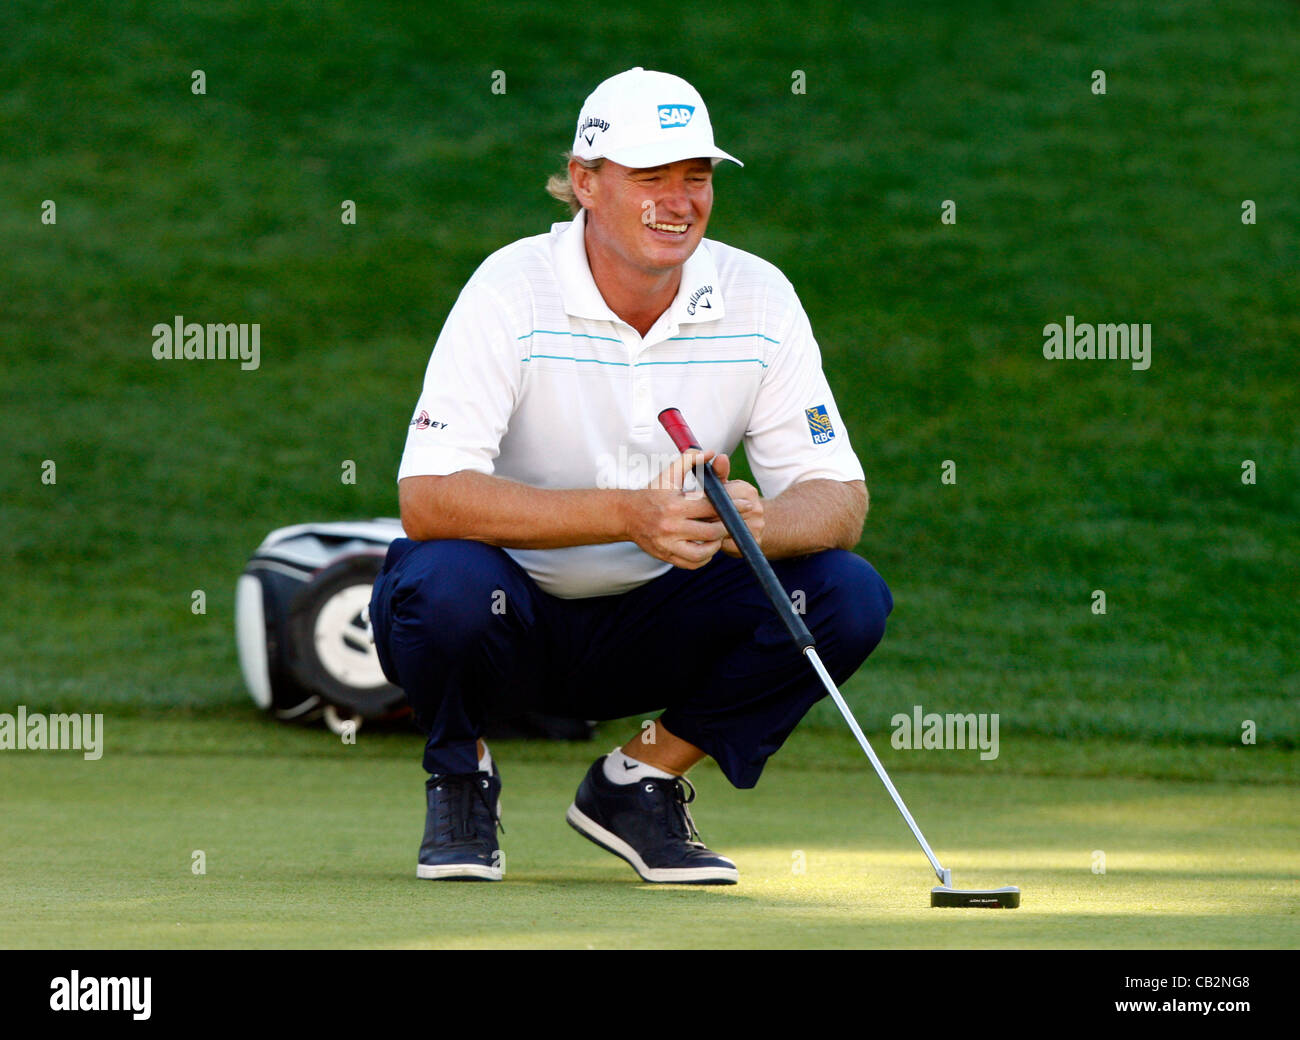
[{"xmin": 370, "ymin": 67, "xmax": 892, "ymax": 884}]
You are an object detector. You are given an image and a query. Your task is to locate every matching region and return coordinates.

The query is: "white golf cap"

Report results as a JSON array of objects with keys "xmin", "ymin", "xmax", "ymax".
[{"xmin": 571, "ymin": 67, "xmax": 742, "ymax": 169}]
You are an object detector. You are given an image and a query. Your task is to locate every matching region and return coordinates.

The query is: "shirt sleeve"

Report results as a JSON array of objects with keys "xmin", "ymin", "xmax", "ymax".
[
  {"xmin": 396, "ymin": 278, "xmax": 524, "ymax": 481},
  {"xmin": 743, "ymin": 284, "xmax": 865, "ymax": 499}
]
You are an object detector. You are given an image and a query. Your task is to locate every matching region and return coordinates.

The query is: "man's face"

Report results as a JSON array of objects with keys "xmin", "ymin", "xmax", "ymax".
[{"xmin": 575, "ymin": 157, "xmax": 714, "ymax": 278}]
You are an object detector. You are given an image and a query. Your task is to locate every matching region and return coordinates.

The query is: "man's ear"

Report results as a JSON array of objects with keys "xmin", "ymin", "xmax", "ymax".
[{"xmin": 570, "ymin": 159, "xmax": 597, "ymax": 209}]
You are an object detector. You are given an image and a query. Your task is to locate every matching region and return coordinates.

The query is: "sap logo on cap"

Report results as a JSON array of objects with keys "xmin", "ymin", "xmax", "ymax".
[
  {"xmin": 806, "ymin": 405, "xmax": 835, "ymax": 444},
  {"xmin": 657, "ymin": 104, "xmax": 695, "ymax": 129}
]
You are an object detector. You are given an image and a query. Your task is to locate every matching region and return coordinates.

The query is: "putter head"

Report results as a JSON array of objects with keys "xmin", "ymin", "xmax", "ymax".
[{"xmin": 931, "ymin": 885, "xmax": 1020, "ymax": 909}]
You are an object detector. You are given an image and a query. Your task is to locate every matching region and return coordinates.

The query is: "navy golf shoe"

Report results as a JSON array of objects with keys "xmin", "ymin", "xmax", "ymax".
[
  {"xmin": 566, "ymin": 755, "xmax": 738, "ymax": 884},
  {"xmin": 417, "ymin": 762, "xmax": 504, "ymax": 881}
]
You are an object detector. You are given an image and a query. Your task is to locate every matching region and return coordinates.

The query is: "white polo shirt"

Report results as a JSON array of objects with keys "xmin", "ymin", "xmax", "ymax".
[{"xmin": 398, "ymin": 209, "xmax": 864, "ymax": 599}]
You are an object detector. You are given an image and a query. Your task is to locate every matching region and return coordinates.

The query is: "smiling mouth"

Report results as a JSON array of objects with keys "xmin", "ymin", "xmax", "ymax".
[{"xmin": 647, "ymin": 221, "xmax": 689, "ymax": 234}]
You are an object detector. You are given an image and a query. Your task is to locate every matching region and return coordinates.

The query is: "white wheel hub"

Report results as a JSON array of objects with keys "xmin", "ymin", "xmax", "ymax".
[{"xmin": 313, "ymin": 585, "xmax": 387, "ymax": 689}]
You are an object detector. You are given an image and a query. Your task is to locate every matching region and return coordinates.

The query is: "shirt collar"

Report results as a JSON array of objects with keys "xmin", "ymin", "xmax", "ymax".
[
  {"xmin": 551, "ymin": 209, "xmax": 726, "ymax": 327},
  {"xmin": 670, "ymin": 241, "xmax": 725, "ymax": 326}
]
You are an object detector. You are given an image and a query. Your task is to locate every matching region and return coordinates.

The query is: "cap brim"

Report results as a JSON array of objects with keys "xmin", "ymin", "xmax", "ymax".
[{"xmin": 600, "ymin": 142, "xmax": 743, "ymax": 169}]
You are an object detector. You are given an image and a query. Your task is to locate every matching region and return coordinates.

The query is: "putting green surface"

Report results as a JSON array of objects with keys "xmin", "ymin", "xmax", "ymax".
[{"xmin": 1, "ymin": 718, "xmax": 1294, "ymax": 949}]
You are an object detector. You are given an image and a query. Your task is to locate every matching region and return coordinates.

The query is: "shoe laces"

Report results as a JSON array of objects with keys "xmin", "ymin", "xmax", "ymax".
[
  {"xmin": 659, "ymin": 775, "xmax": 705, "ymax": 847},
  {"xmin": 431, "ymin": 772, "xmax": 504, "ymax": 840}
]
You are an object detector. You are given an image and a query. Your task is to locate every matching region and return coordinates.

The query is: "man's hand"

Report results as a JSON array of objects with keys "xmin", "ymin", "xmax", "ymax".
[
  {"xmin": 622, "ymin": 450, "xmax": 762, "ymax": 569},
  {"xmin": 694, "ymin": 452, "xmax": 764, "ymax": 558},
  {"xmin": 397, "ymin": 458, "xmax": 854, "ymax": 562}
]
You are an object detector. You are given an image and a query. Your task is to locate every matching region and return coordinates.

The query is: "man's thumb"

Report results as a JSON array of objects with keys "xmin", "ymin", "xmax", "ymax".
[{"xmin": 650, "ymin": 449, "xmax": 704, "ymax": 490}]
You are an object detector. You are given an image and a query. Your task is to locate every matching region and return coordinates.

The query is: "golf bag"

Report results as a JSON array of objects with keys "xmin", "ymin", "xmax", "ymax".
[
  {"xmin": 235, "ymin": 519, "xmax": 594, "ymax": 741},
  {"xmin": 235, "ymin": 519, "xmax": 406, "ymax": 731}
]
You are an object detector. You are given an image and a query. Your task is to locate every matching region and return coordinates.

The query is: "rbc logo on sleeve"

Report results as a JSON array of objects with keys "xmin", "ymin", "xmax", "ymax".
[
  {"xmin": 657, "ymin": 104, "xmax": 695, "ymax": 128},
  {"xmin": 806, "ymin": 405, "xmax": 835, "ymax": 444}
]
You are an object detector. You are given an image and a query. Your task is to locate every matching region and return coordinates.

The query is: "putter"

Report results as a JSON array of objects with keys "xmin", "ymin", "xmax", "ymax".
[{"xmin": 658, "ymin": 408, "xmax": 1020, "ymax": 909}]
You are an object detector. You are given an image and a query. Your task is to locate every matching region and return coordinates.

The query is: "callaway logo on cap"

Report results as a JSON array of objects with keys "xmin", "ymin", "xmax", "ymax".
[{"xmin": 572, "ymin": 68, "xmax": 742, "ymax": 169}]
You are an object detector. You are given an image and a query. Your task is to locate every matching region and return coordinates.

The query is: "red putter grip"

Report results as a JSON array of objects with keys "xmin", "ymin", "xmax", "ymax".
[
  {"xmin": 658, "ymin": 408, "xmax": 701, "ymax": 452},
  {"xmin": 656, "ymin": 406, "xmax": 817, "ymax": 654}
]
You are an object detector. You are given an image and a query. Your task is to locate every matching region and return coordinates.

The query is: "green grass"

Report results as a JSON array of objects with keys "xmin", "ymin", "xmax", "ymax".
[
  {"xmin": 1, "ymin": 0, "xmax": 1296, "ymax": 750},
  {"xmin": 0, "ymin": 718, "xmax": 1294, "ymax": 949}
]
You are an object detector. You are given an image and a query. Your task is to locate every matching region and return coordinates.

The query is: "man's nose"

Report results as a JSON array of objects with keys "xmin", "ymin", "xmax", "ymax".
[{"xmin": 657, "ymin": 180, "xmax": 692, "ymax": 217}]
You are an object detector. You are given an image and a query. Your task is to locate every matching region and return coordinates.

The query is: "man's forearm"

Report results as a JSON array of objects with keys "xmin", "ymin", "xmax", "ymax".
[
  {"xmin": 401, "ymin": 470, "xmax": 867, "ymax": 560},
  {"xmin": 756, "ymin": 479, "xmax": 867, "ymax": 559},
  {"xmin": 400, "ymin": 471, "xmax": 632, "ymax": 548}
]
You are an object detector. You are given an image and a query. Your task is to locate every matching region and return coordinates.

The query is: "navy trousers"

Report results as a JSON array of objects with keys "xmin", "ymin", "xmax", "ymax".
[{"xmin": 369, "ymin": 539, "xmax": 892, "ymax": 789}]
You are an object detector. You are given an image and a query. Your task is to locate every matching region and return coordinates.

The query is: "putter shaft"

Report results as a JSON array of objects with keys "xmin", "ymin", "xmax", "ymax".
[
  {"xmin": 804, "ymin": 647, "xmax": 950, "ymax": 886},
  {"xmin": 657, "ymin": 407, "xmax": 952, "ymax": 888}
]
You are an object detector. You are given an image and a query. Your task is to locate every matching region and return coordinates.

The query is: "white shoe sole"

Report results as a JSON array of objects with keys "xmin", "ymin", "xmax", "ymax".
[
  {"xmin": 566, "ymin": 803, "xmax": 738, "ymax": 884},
  {"xmin": 416, "ymin": 862, "xmax": 502, "ymax": 881}
]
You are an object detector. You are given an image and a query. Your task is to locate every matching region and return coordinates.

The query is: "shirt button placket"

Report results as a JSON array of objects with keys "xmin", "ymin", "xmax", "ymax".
[{"xmin": 631, "ymin": 363, "xmax": 654, "ymax": 437}]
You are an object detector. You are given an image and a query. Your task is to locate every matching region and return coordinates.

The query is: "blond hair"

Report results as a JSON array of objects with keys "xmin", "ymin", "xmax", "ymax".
[{"xmin": 545, "ymin": 152, "xmax": 605, "ymax": 215}]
